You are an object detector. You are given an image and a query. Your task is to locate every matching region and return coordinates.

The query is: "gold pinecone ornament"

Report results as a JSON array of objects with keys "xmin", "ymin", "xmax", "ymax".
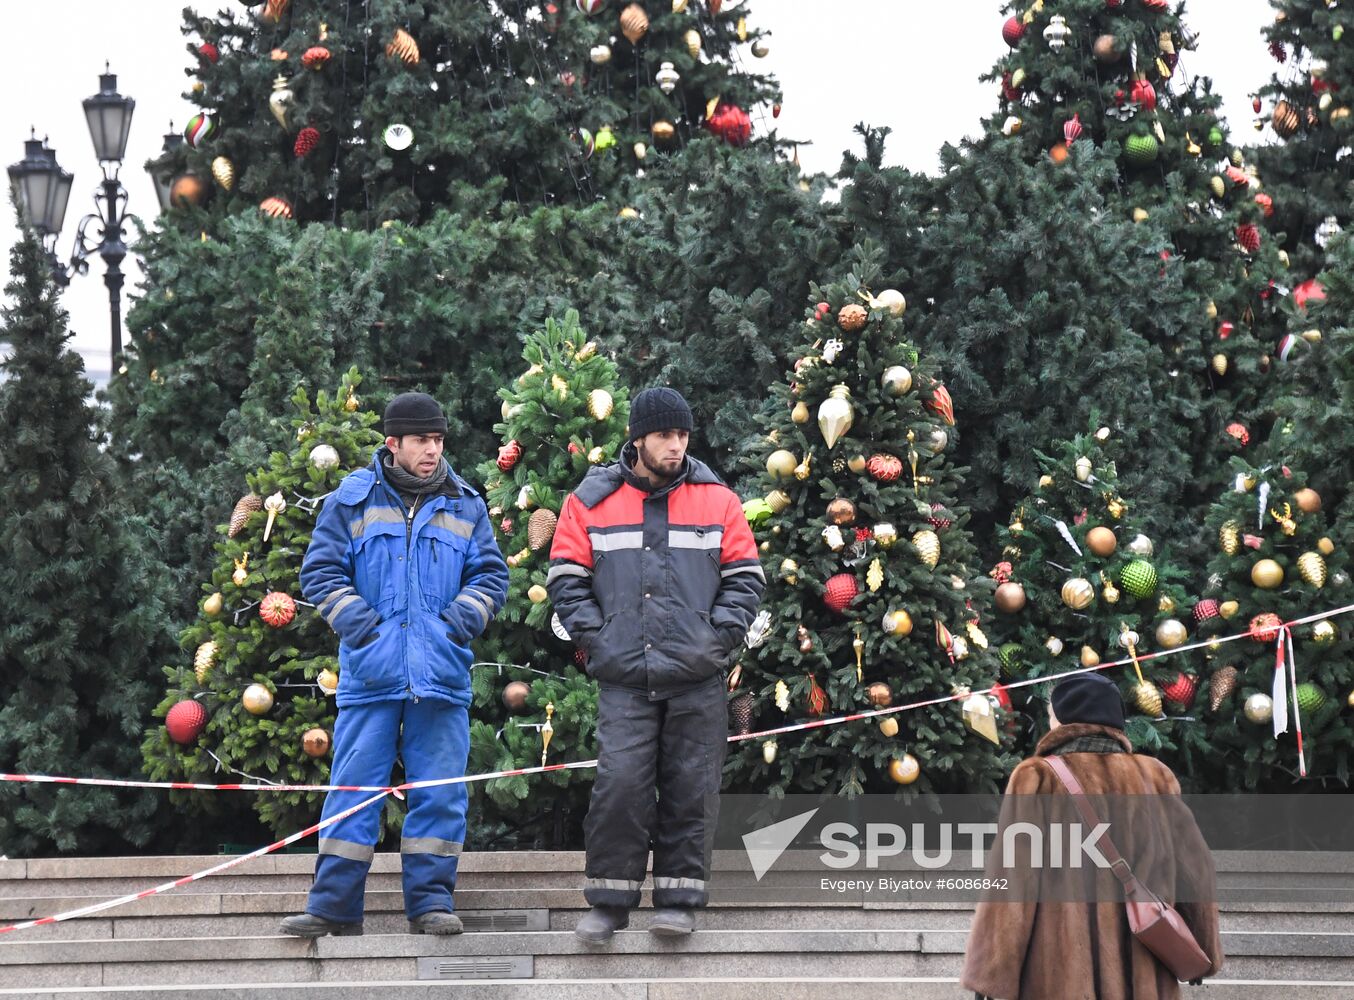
[
  {"xmin": 912, "ymin": 529, "xmax": 941, "ymax": 569},
  {"xmin": 1208, "ymin": 666, "xmax": 1239, "ymax": 712},
  {"xmin": 1219, "ymin": 520, "xmax": 1240, "ymax": 556},
  {"xmin": 229, "ymin": 494, "xmax": 263, "ymax": 537},
  {"xmin": 1133, "ymin": 681, "xmax": 1164, "ymax": 717},
  {"xmin": 194, "ymin": 641, "xmax": 218, "ymax": 683},
  {"xmin": 1298, "ymin": 551, "xmax": 1328, "ymax": 588},
  {"xmin": 527, "ymin": 508, "xmax": 559, "ymax": 551}
]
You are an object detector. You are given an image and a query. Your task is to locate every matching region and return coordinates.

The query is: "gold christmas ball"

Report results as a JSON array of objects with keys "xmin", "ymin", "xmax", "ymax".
[
  {"xmin": 1159, "ymin": 595, "xmax": 1176, "ymax": 614},
  {"xmin": 302, "ymin": 727, "xmax": 331, "ymax": 758},
  {"xmin": 588, "ymin": 446, "xmax": 606, "ymax": 464},
  {"xmin": 767, "ymin": 449, "xmax": 797, "ymax": 479},
  {"xmin": 888, "ymin": 754, "xmax": 920, "ymax": 785},
  {"xmin": 1319, "ymin": 537, "xmax": 1336, "ymax": 556},
  {"xmin": 1093, "ymin": 33, "xmax": 1122, "ymax": 62},
  {"xmin": 170, "ymin": 174, "xmax": 208, "ymax": 208},
  {"xmin": 1251, "ymin": 559, "xmax": 1284, "ymax": 590},
  {"xmin": 867, "ymin": 682, "xmax": 893, "ymax": 707},
  {"xmin": 1080, "ymin": 645, "xmax": 1100, "ymax": 667},
  {"xmin": 791, "ymin": 401, "xmax": 810, "ymax": 424},
  {"xmin": 1295, "ymin": 488, "xmax": 1323, "ymax": 513},
  {"xmin": 1038, "ymin": 474, "xmax": 1054, "ymax": 489},
  {"xmin": 1313, "ymin": 620, "xmax": 1338, "ymax": 644},
  {"xmin": 344, "ymin": 393, "xmax": 359, "ymax": 412},
  {"xmin": 995, "ymin": 582, "xmax": 1027, "ymax": 614},
  {"xmin": 587, "ymin": 389, "xmax": 614, "ymax": 420},
  {"xmin": 879, "ymin": 717, "xmax": 900, "ymax": 738},
  {"xmin": 826, "ymin": 497, "xmax": 857, "ymax": 526},
  {"xmin": 1127, "ymin": 534, "xmax": 1154, "ymax": 557},
  {"xmin": 1219, "ymin": 600, "xmax": 1240, "ymax": 620},
  {"xmin": 1060, "ymin": 577, "xmax": 1095, "ymax": 610},
  {"xmin": 883, "ymin": 610, "xmax": 913, "ymax": 636},
  {"xmin": 203, "ymin": 592, "xmax": 224, "ymax": 617},
  {"xmin": 242, "ymin": 683, "xmax": 274, "ymax": 716},
  {"xmin": 503, "ymin": 680, "xmax": 531, "ymax": 714},
  {"xmin": 1046, "ymin": 636, "xmax": 1065, "ymax": 656},
  {"xmin": 317, "ymin": 668, "xmax": 339, "ymax": 695},
  {"xmin": 881, "ymin": 365, "xmax": 912, "ymax": 396},
  {"xmin": 528, "ymin": 584, "xmax": 549, "ymax": 604},
  {"xmin": 847, "ymin": 454, "xmax": 868, "ymax": 473},
  {"xmin": 1244, "ymin": 692, "xmax": 1273, "ymax": 724},
  {"xmin": 1155, "ymin": 618, "xmax": 1188, "ymax": 649},
  {"xmin": 1086, "ymin": 526, "xmax": 1117, "ymax": 557},
  {"xmin": 870, "ymin": 288, "xmax": 907, "ymax": 316},
  {"xmin": 837, "ymin": 303, "xmax": 868, "ymax": 333},
  {"xmin": 652, "ymin": 120, "xmax": 677, "ymax": 146}
]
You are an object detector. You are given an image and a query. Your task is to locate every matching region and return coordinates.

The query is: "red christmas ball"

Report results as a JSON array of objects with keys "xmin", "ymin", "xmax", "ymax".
[
  {"xmin": 166, "ymin": 699, "xmax": 208, "ymax": 745},
  {"xmin": 1002, "ymin": 16, "xmax": 1025, "ymax": 48},
  {"xmin": 1226, "ymin": 422, "xmax": 1250, "ymax": 446},
  {"xmin": 1236, "ymin": 223, "xmax": 1261, "ymax": 253},
  {"xmin": 990, "ymin": 681, "xmax": 1012, "ymax": 712},
  {"xmin": 1253, "ymin": 96, "xmax": 1263, "ymax": 113},
  {"xmin": 1161, "ymin": 673, "xmax": 1198, "ymax": 708},
  {"xmin": 199, "ymin": 42, "xmax": 220, "ymax": 64},
  {"xmin": 1294, "ymin": 279, "xmax": 1327, "ymax": 312},
  {"xmin": 568, "ymin": 442, "xmax": 582, "ymax": 455},
  {"xmin": 707, "ymin": 102, "xmax": 752, "ymax": 146},
  {"xmin": 823, "ymin": 573, "xmax": 859, "ymax": 615},
  {"xmin": 497, "ymin": 439, "xmax": 523, "ymax": 472},
  {"xmin": 1142, "ymin": 0, "xmax": 1168, "ymax": 8},
  {"xmin": 294, "ymin": 126, "xmax": 321, "ymax": 158},
  {"xmin": 1193, "ymin": 599, "xmax": 1220, "ymax": 623},
  {"xmin": 866, "ymin": 453, "xmax": 902, "ymax": 483},
  {"xmin": 259, "ymin": 591, "xmax": 297, "ymax": 628},
  {"xmin": 301, "ymin": 45, "xmax": 332, "ymax": 70},
  {"xmin": 1250, "ymin": 612, "xmax": 1283, "ymax": 644},
  {"xmin": 1254, "ymin": 192, "xmax": 1274, "ymax": 218}
]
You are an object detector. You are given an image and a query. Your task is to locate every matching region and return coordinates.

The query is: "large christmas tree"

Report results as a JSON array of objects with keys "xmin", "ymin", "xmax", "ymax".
[
  {"xmin": 725, "ymin": 245, "xmax": 1015, "ymax": 797},
  {"xmin": 0, "ymin": 223, "xmax": 172, "ymax": 855},
  {"xmin": 1192, "ymin": 457, "xmax": 1354, "ymax": 790},
  {"xmin": 142, "ymin": 371, "xmax": 387, "ymax": 839},
  {"xmin": 465, "ymin": 310, "xmax": 629, "ymax": 848}
]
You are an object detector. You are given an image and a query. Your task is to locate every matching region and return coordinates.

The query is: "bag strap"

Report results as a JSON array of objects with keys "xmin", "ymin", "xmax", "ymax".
[{"xmin": 1043, "ymin": 755, "xmax": 1136, "ymax": 889}]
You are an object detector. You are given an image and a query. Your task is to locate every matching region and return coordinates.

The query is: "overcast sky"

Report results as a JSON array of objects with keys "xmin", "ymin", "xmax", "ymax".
[{"xmin": 1, "ymin": 0, "xmax": 1275, "ymax": 382}]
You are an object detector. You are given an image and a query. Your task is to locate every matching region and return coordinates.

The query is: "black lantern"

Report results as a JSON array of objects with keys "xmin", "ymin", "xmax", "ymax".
[
  {"xmin": 151, "ymin": 126, "xmax": 184, "ymax": 212},
  {"xmin": 7, "ymin": 133, "xmax": 74, "ymax": 238},
  {"xmin": 82, "ymin": 67, "xmax": 136, "ymax": 165}
]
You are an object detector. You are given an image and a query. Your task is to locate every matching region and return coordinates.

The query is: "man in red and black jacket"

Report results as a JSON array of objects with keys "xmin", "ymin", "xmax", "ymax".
[{"xmin": 547, "ymin": 387, "xmax": 765, "ymax": 943}]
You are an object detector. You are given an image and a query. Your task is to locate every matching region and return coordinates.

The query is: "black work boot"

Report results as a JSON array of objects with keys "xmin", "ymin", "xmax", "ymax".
[
  {"xmin": 574, "ymin": 905, "xmax": 630, "ymax": 944},
  {"xmin": 279, "ymin": 912, "xmax": 363, "ymax": 938},
  {"xmin": 649, "ymin": 907, "xmax": 695, "ymax": 936},
  {"xmin": 409, "ymin": 910, "xmax": 465, "ymax": 935}
]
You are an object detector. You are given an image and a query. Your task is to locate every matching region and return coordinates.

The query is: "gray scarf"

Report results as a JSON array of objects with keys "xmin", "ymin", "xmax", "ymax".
[{"xmin": 382, "ymin": 451, "xmax": 451, "ymax": 509}]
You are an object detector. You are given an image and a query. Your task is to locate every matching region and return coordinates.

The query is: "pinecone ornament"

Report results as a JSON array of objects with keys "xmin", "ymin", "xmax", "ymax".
[
  {"xmin": 1132, "ymin": 680, "xmax": 1164, "ymax": 717},
  {"xmin": 194, "ymin": 641, "xmax": 218, "ymax": 683},
  {"xmin": 294, "ymin": 126, "xmax": 320, "ymax": 157},
  {"xmin": 1220, "ymin": 520, "xmax": 1240, "ymax": 556},
  {"xmin": 729, "ymin": 691, "xmax": 754, "ymax": 736},
  {"xmin": 229, "ymin": 494, "xmax": 263, "ymax": 538},
  {"xmin": 912, "ymin": 529, "xmax": 941, "ymax": 569},
  {"xmin": 1208, "ymin": 665, "xmax": 1238, "ymax": 712},
  {"xmin": 528, "ymin": 508, "xmax": 558, "ymax": 551},
  {"xmin": 1298, "ymin": 551, "xmax": 1327, "ymax": 588}
]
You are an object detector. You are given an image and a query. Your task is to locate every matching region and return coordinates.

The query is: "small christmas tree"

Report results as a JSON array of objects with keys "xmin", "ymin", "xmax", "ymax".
[
  {"xmin": 142, "ymin": 370, "xmax": 386, "ymax": 838},
  {"xmin": 1193, "ymin": 458, "xmax": 1354, "ymax": 790},
  {"xmin": 985, "ymin": 426, "xmax": 1206, "ymax": 773},
  {"xmin": 0, "ymin": 220, "xmax": 173, "ymax": 855},
  {"xmin": 725, "ymin": 244, "xmax": 1014, "ymax": 798},
  {"xmin": 468, "ymin": 311, "xmax": 630, "ymax": 847}
]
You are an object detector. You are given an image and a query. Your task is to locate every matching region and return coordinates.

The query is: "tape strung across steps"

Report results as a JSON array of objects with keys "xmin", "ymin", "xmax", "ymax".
[{"xmin": 1, "ymin": 602, "xmax": 1350, "ymax": 935}]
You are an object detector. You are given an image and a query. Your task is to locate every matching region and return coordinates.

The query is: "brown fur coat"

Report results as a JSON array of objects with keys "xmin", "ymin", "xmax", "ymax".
[{"xmin": 960, "ymin": 723, "xmax": 1224, "ymax": 1000}]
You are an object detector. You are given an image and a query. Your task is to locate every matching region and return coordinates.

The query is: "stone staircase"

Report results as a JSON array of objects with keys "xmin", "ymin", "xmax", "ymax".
[{"xmin": 1, "ymin": 850, "xmax": 1352, "ymax": 998}]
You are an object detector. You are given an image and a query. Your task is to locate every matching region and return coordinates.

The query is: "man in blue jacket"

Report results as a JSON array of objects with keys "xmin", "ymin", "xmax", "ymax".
[{"xmin": 281, "ymin": 392, "xmax": 509, "ymax": 938}]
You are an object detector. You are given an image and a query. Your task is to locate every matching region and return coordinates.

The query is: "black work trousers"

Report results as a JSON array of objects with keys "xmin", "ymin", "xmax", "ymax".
[{"xmin": 582, "ymin": 674, "xmax": 728, "ymax": 909}]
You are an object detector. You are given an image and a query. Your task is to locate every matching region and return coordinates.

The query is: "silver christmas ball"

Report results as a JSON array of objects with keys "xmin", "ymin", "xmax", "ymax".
[
  {"xmin": 309, "ymin": 444, "xmax": 341, "ymax": 470},
  {"xmin": 1128, "ymin": 533, "xmax": 1155, "ymax": 557}
]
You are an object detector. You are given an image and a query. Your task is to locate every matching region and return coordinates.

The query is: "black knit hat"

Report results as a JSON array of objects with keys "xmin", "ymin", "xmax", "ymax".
[
  {"xmin": 1051, "ymin": 672, "xmax": 1127, "ymax": 730},
  {"xmin": 383, "ymin": 392, "xmax": 448, "ymax": 437},
  {"xmin": 629, "ymin": 387, "xmax": 694, "ymax": 440}
]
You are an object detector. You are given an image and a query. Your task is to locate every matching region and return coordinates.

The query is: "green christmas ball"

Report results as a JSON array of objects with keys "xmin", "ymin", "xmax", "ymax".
[
  {"xmin": 1123, "ymin": 133, "xmax": 1160, "ymax": 166},
  {"xmin": 1120, "ymin": 560, "xmax": 1159, "ymax": 600},
  {"xmin": 1296, "ymin": 682, "xmax": 1327, "ymax": 714},
  {"xmin": 742, "ymin": 498, "xmax": 774, "ymax": 526},
  {"xmin": 1207, "ymin": 125, "xmax": 1224, "ymax": 147},
  {"xmin": 998, "ymin": 642, "xmax": 1023, "ymax": 678}
]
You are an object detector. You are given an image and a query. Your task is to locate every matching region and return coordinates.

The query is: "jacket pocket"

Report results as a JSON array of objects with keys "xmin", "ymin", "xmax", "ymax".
[
  {"xmin": 352, "ymin": 526, "xmax": 403, "ymax": 610},
  {"xmin": 659, "ymin": 609, "xmax": 725, "ymax": 686},
  {"xmin": 339, "ymin": 618, "xmax": 403, "ymax": 694},
  {"xmin": 416, "ymin": 531, "xmax": 468, "ymax": 610},
  {"xmin": 423, "ymin": 609, "xmax": 471, "ymax": 697}
]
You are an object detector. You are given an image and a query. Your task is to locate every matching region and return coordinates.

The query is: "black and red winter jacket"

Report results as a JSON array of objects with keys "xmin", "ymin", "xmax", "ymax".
[{"xmin": 546, "ymin": 445, "xmax": 765, "ymax": 700}]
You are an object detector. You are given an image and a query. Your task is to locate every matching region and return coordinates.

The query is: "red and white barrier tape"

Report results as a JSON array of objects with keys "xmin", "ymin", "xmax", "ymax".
[{"xmin": 2, "ymin": 601, "xmax": 1350, "ymax": 935}]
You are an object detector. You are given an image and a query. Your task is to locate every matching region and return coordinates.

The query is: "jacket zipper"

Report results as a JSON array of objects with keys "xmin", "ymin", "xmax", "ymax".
[{"xmin": 405, "ymin": 494, "xmax": 421, "ymax": 702}]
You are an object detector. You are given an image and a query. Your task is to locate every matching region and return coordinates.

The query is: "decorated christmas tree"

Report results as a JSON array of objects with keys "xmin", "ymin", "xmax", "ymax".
[
  {"xmin": 0, "ymin": 222, "xmax": 172, "ymax": 855},
  {"xmin": 142, "ymin": 370, "xmax": 387, "ymax": 838},
  {"xmin": 1192, "ymin": 457, "xmax": 1354, "ymax": 789},
  {"xmin": 465, "ymin": 310, "xmax": 630, "ymax": 848},
  {"xmin": 985, "ymin": 425, "xmax": 1208, "ymax": 775},
  {"xmin": 1253, "ymin": 0, "xmax": 1354, "ymax": 279},
  {"xmin": 724, "ymin": 245, "xmax": 1015, "ymax": 798}
]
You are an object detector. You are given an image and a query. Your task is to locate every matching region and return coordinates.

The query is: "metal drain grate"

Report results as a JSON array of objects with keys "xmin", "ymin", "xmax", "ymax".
[
  {"xmin": 416, "ymin": 955, "xmax": 533, "ymax": 980},
  {"xmin": 458, "ymin": 909, "xmax": 549, "ymax": 932}
]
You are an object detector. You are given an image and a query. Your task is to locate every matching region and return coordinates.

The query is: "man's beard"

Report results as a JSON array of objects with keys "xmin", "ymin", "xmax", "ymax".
[{"xmin": 637, "ymin": 442, "xmax": 682, "ymax": 481}]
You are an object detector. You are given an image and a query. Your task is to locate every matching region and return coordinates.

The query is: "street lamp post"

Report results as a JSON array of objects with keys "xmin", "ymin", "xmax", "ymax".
[{"xmin": 7, "ymin": 65, "xmax": 137, "ymax": 370}]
